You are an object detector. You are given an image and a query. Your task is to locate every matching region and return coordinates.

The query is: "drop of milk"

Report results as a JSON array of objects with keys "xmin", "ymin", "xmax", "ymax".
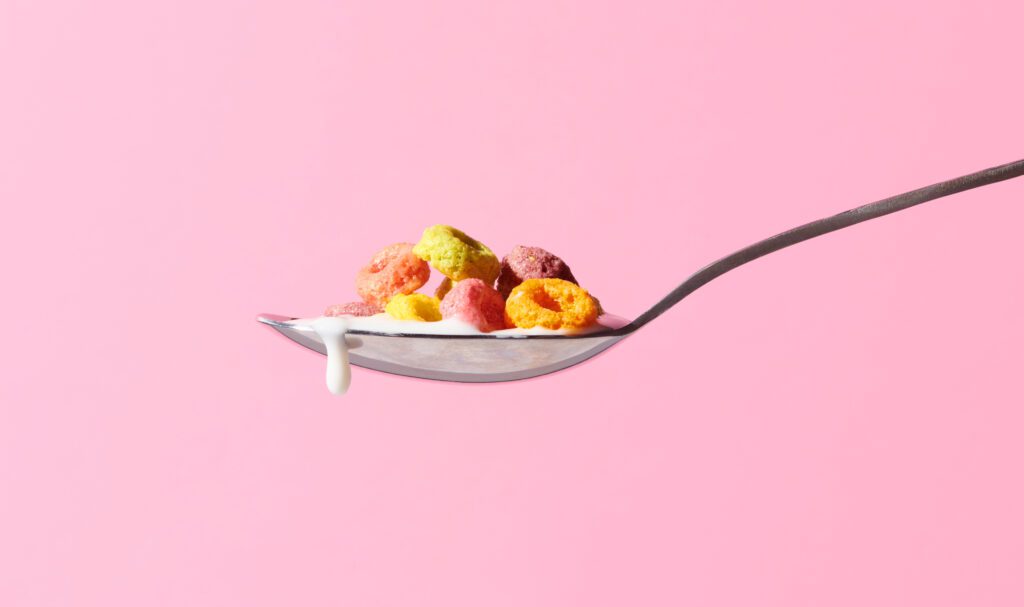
[{"xmin": 311, "ymin": 316, "xmax": 351, "ymax": 396}]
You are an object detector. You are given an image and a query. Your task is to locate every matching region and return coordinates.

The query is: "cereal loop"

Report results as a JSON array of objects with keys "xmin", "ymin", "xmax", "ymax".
[
  {"xmin": 355, "ymin": 243, "xmax": 430, "ymax": 307},
  {"xmin": 412, "ymin": 225, "xmax": 500, "ymax": 284},
  {"xmin": 324, "ymin": 301, "xmax": 382, "ymax": 317},
  {"xmin": 504, "ymin": 278, "xmax": 599, "ymax": 330},
  {"xmin": 439, "ymin": 278, "xmax": 506, "ymax": 332},
  {"xmin": 385, "ymin": 293, "xmax": 442, "ymax": 322},
  {"xmin": 434, "ymin": 277, "xmax": 454, "ymax": 300},
  {"xmin": 496, "ymin": 245, "xmax": 577, "ymax": 298}
]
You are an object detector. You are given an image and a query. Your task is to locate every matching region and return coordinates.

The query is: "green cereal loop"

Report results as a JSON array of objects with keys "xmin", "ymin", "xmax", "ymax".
[{"xmin": 412, "ymin": 225, "xmax": 500, "ymax": 284}]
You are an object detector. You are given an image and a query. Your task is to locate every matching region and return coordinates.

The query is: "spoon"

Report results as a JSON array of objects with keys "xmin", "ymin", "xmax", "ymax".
[{"xmin": 258, "ymin": 158, "xmax": 1024, "ymax": 383}]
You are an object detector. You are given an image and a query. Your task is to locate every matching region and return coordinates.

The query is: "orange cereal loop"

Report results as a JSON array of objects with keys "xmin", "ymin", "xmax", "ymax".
[
  {"xmin": 434, "ymin": 277, "xmax": 454, "ymax": 300},
  {"xmin": 355, "ymin": 243, "xmax": 431, "ymax": 307},
  {"xmin": 504, "ymin": 278, "xmax": 599, "ymax": 330}
]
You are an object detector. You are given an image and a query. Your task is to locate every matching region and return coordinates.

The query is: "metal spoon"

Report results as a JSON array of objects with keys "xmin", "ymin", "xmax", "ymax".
[{"xmin": 258, "ymin": 158, "xmax": 1024, "ymax": 383}]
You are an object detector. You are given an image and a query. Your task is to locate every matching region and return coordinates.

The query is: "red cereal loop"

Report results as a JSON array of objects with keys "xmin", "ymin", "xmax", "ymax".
[
  {"xmin": 496, "ymin": 245, "xmax": 577, "ymax": 298},
  {"xmin": 324, "ymin": 301, "xmax": 382, "ymax": 317},
  {"xmin": 439, "ymin": 278, "xmax": 506, "ymax": 332}
]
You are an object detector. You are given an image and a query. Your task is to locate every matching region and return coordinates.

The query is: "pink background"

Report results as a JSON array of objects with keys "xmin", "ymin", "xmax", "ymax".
[{"xmin": 2, "ymin": 1, "xmax": 1023, "ymax": 605}]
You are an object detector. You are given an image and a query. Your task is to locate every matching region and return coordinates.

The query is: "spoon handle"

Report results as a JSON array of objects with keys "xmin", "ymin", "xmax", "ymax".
[{"xmin": 627, "ymin": 157, "xmax": 1024, "ymax": 331}]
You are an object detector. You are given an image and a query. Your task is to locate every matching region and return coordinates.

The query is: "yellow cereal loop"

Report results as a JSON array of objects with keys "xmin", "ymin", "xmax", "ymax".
[
  {"xmin": 504, "ymin": 278, "xmax": 599, "ymax": 330},
  {"xmin": 385, "ymin": 293, "xmax": 442, "ymax": 322},
  {"xmin": 412, "ymin": 225, "xmax": 500, "ymax": 284}
]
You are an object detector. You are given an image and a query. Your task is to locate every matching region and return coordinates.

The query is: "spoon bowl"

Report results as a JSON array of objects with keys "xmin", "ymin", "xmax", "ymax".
[{"xmin": 257, "ymin": 313, "xmax": 632, "ymax": 382}]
